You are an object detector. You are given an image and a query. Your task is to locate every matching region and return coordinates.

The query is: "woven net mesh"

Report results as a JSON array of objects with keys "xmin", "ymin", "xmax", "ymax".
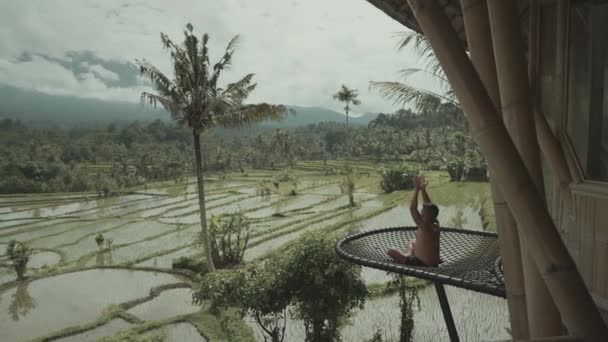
[{"xmin": 336, "ymin": 226, "xmax": 505, "ymax": 297}]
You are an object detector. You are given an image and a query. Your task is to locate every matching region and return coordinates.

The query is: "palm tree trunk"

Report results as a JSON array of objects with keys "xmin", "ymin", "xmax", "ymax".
[
  {"xmin": 345, "ymin": 105, "xmax": 349, "ymax": 127},
  {"xmin": 192, "ymin": 129, "xmax": 216, "ymax": 272}
]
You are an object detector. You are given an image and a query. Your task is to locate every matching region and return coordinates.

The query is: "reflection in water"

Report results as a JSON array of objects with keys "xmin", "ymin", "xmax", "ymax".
[
  {"xmin": 346, "ymin": 208, "xmax": 363, "ymax": 235},
  {"xmin": 448, "ymin": 208, "xmax": 467, "ymax": 229},
  {"xmin": 9, "ymin": 282, "xmax": 36, "ymax": 321},
  {"xmin": 95, "ymin": 249, "xmax": 113, "ymax": 266}
]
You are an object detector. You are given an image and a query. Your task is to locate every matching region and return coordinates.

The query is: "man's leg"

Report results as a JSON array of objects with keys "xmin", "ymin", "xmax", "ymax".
[
  {"xmin": 388, "ymin": 241, "xmax": 416, "ymax": 264},
  {"xmin": 387, "ymin": 248, "xmax": 409, "ymax": 263}
]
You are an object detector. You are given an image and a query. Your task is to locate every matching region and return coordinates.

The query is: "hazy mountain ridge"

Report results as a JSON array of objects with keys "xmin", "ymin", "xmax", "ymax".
[{"xmin": 0, "ymin": 86, "xmax": 378, "ymax": 128}]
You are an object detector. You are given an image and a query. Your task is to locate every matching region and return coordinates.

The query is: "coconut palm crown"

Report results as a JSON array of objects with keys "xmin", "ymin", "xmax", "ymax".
[
  {"xmin": 136, "ymin": 24, "xmax": 286, "ymax": 272},
  {"xmin": 333, "ymin": 85, "xmax": 361, "ymax": 126}
]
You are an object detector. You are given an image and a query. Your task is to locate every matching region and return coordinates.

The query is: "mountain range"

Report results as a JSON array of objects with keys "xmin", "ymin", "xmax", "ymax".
[{"xmin": 0, "ymin": 86, "xmax": 378, "ymax": 128}]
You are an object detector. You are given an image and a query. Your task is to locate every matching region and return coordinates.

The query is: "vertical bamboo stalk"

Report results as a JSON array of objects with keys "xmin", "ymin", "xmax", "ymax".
[
  {"xmin": 405, "ymin": 0, "xmax": 607, "ymax": 340},
  {"xmin": 487, "ymin": 0, "xmax": 563, "ymax": 337},
  {"xmin": 461, "ymin": 0, "xmax": 529, "ymax": 338}
]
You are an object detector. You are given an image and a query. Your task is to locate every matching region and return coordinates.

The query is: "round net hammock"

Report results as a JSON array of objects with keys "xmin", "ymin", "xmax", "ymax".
[{"xmin": 335, "ymin": 226, "xmax": 505, "ymax": 298}]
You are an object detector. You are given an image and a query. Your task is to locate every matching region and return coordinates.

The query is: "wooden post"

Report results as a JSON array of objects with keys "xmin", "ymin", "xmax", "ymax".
[
  {"xmin": 487, "ymin": 0, "xmax": 563, "ymax": 337},
  {"xmin": 405, "ymin": 1, "xmax": 607, "ymax": 340},
  {"xmin": 461, "ymin": 0, "xmax": 530, "ymax": 338}
]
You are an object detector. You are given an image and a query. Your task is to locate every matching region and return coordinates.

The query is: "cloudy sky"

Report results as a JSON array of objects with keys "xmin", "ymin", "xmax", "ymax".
[{"xmin": 0, "ymin": 0, "xmax": 427, "ymax": 116}]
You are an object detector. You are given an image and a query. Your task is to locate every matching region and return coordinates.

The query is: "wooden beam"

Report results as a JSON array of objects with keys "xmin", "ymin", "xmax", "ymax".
[
  {"xmin": 461, "ymin": 0, "xmax": 529, "ymax": 338},
  {"xmin": 487, "ymin": 0, "xmax": 563, "ymax": 337},
  {"xmin": 405, "ymin": 1, "xmax": 607, "ymax": 340}
]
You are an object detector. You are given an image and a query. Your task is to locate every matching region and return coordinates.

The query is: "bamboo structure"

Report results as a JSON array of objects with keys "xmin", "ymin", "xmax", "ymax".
[
  {"xmin": 527, "ymin": 0, "xmax": 574, "ymax": 217},
  {"xmin": 461, "ymin": 0, "xmax": 529, "ymax": 338},
  {"xmin": 405, "ymin": 0, "xmax": 607, "ymax": 340},
  {"xmin": 487, "ymin": 0, "xmax": 563, "ymax": 337},
  {"xmin": 554, "ymin": 1, "xmax": 582, "ymax": 185}
]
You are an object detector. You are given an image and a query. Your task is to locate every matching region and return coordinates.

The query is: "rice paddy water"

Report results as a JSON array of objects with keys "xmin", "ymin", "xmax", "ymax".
[{"xmin": 0, "ymin": 161, "xmax": 507, "ymax": 341}]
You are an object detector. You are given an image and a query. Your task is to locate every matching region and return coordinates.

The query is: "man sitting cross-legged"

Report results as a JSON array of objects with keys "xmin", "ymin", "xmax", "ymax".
[{"xmin": 387, "ymin": 175, "xmax": 441, "ymax": 267}]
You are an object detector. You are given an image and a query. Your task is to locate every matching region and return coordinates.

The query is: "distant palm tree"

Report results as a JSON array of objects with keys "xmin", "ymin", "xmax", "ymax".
[
  {"xmin": 370, "ymin": 32, "xmax": 460, "ymax": 118},
  {"xmin": 136, "ymin": 24, "xmax": 286, "ymax": 272},
  {"xmin": 333, "ymin": 85, "xmax": 361, "ymax": 127}
]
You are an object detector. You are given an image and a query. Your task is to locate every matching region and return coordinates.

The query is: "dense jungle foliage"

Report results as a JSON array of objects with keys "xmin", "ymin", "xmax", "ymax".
[{"xmin": 0, "ymin": 103, "xmax": 485, "ymax": 194}]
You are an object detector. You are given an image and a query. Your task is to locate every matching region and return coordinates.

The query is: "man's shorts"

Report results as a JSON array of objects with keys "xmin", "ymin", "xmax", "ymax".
[{"xmin": 404, "ymin": 255, "xmax": 429, "ymax": 267}]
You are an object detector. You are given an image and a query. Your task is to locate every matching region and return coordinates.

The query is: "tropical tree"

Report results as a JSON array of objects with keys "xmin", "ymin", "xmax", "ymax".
[
  {"xmin": 136, "ymin": 24, "xmax": 286, "ymax": 272},
  {"xmin": 332, "ymin": 85, "xmax": 361, "ymax": 126}
]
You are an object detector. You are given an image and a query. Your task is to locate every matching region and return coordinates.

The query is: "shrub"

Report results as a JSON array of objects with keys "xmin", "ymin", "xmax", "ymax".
[
  {"xmin": 379, "ymin": 164, "xmax": 418, "ymax": 193},
  {"xmin": 193, "ymin": 260, "xmax": 290, "ymax": 342},
  {"xmin": 7, "ymin": 240, "xmax": 32, "ymax": 280},
  {"xmin": 95, "ymin": 234, "xmax": 105, "ymax": 248},
  {"xmin": 205, "ymin": 213, "xmax": 252, "ymax": 269},
  {"xmin": 172, "ymin": 256, "xmax": 208, "ymax": 275},
  {"xmin": 282, "ymin": 232, "xmax": 368, "ymax": 342},
  {"xmin": 256, "ymin": 180, "xmax": 273, "ymax": 196}
]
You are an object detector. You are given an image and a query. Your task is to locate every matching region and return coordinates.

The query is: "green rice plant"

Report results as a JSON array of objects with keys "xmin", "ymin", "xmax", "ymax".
[{"xmin": 7, "ymin": 240, "xmax": 32, "ymax": 280}]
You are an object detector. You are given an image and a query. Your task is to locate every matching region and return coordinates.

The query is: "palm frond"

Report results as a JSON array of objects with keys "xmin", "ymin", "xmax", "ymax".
[
  {"xmin": 140, "ymin": 92, "xmax": 181, "ymax": 119},
  {"xmin": 215, "ymin": 103, "xmax": 287, "ymax": 128},
  {"xmin": 398, "ymin": 67, "xmax": 449, "ymax": 85},
  {"xmin": 209, "ymin": 35, "xmax": 240, "ymax": 88},
  {"xmin": 369, "ymin": 81, "xmax": 458, "ymax": 114}
]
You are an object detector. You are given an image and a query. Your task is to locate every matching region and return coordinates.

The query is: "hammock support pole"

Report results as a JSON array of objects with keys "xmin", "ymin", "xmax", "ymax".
[
  {"xmin": 434, "ymin": 282, "xmax": 460, "ymax": 342},
  {"xmin": 405, "ymin": 0, "xmax": 607, "ymax": 340}
]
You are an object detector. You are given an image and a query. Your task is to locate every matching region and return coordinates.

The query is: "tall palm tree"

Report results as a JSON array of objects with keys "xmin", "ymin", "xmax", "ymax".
[
  {"xmin": 333, "ymin": 85, "xmax": 360, "ymax": 207},
  {"xmin": 136, "ymin": 24, "xmax": 286, "ymax": 272},
  {"xmin": 333, "ymin": 85, "xmax": 361, "ymax": 127}
]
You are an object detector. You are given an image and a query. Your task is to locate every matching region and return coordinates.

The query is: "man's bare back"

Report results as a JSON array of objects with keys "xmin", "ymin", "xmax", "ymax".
[{"xmin": 387, "ymin": 176, "xmax": 441, "ymax": 267}]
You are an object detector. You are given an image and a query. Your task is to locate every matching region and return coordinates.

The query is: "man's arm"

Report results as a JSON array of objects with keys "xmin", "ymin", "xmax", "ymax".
[
  {"xmin": 410, "ymin": 183, "xmax": 422, "ymax": 225},
  {"xmin": 419, "ymin": 176, "xmax": 431, "ymax": 203}
]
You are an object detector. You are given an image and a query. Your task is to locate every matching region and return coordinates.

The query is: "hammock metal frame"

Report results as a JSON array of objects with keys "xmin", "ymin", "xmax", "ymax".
[{"xmin": 335, "ymin": 226, "xmax": 505, "ymax": 342}]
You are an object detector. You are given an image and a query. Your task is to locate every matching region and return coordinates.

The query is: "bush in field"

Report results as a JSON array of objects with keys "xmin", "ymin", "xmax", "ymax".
[
  {"xmin": 282, "ymin": 232, "xmax": 368, "ymax": 342},
  {"xmin": 7, "ymin": 240, "xmax": 32, "ymax": 280},
  {"xmin": 194, "ymin": 232, "xmax": 367, "ymax": 342},
  {"xmin": 172, "ymin": 256, "xmax": 208, "ymax": 275},
  {"xmin": 203, "ymin": 213, "xmax": 252, "ymax": 269},
  {"xmin": 273, "ymin": 169, "xmax": 296, "ymax": 183},
  {"xmin": 379, "ymin": 164, "xmax": 418, "ymax": 193},
  {"xmin": 95, "ymin": 234, "xmax": 105, "ymax": 249},
  {"xmin": 193, "ymin": 259, "xmax": 290, "ymax": 342},
  {"xmin": 256, "ymin": 180, "xmax": 273, "ymax": 197}
]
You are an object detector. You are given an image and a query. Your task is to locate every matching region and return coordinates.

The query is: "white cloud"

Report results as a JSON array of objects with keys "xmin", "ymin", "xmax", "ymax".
[
  {"xmin": 0, "ymin": 55, "xmax": 150, "ymax": 102},
  {"xmin": 87, "ymin": 64, "xmax": 120, "ymax": 82},
  {"xmin": 0, "ymin": 0, "xmax": 438, "ymax": 113}
]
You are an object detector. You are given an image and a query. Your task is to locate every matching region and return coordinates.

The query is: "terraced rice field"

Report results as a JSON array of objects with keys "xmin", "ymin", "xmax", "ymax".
[{"xmin": 0, "ymin": 161, "xmax": 508, "ymax": 341}]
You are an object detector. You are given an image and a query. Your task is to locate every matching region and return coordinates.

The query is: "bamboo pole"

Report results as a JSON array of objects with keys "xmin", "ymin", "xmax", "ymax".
[
  {"xmin": 487, "ymin": 0, "xmax": 563, "ymax": 337},
  {"xmin": 461, "ymin": 0, "xmax": 529, "ymax": 338},
  {"xmin": 405, "ymin": 1, "xmax": 607, "ymax": 340}
]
